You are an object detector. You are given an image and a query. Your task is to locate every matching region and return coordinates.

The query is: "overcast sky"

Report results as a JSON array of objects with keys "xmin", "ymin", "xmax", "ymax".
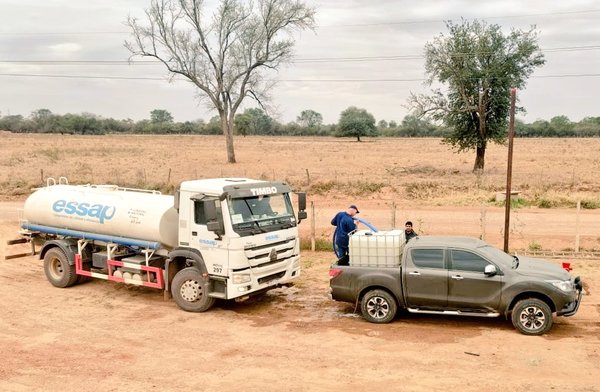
[{"xmin": 1, "ymin": 0, "xmax": 599, "ymax": 124}]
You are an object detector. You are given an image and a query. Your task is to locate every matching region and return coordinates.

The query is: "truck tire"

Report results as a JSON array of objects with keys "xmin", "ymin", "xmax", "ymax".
[
  {"xmin": 511, "ymin": 298, "xmax": 553, "ymax": 336},
  {"xmin": 361, "ymin": 289, "xmax": 397, "ymax": 324},
  {"xmin": 171, "ymin": 267, "xmax": 216, "ymax": 312},
  {"xmin": 43, "ymin": 248, "xmax": 78, "ymax": 288}
]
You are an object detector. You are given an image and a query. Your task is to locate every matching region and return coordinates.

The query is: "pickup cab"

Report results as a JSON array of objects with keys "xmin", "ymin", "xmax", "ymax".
[{"xmin": 329, "ymin": 236, "xmax": 583, "ymax": 335}]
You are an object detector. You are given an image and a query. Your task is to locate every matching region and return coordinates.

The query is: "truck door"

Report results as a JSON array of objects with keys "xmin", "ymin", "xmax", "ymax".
[
  {"xmin": 189, "ymin": 199, "xmax": 228, "ymax": 275},
  {"xmin": 446, "ymin": 249, "xmax": 503, "ymax": 311},
  {"xmin": 404, "ymin": 248, "xmax": 448, "ymax": 308}
]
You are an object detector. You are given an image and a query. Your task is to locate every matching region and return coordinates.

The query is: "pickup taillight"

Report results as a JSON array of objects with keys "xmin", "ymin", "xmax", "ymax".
[{"xmin": 329, "ymin": 268, "xmax": 343, "ymax": 279}]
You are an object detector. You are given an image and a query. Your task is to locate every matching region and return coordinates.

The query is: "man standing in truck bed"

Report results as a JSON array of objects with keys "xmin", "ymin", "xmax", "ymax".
[{"xmin": 331, "ymin": 205, "xmax": 359, "ymax": 265}]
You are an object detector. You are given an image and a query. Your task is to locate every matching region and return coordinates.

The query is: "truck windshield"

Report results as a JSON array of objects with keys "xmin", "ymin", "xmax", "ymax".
[{"xmin": 228, "ymin": 194, "xmax": 295, "ymax": 236}]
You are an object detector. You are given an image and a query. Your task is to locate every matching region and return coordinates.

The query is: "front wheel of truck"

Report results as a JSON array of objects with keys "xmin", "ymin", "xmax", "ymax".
[
  {"xmin": 361, "ymin": 289, "xmax": 397, "ymax": 323},
  {"xmin": 511, "ymin": 298, "xmax": 553, "ymax": 335},
  {"xmin": 171, "ymin": 267, "xmax": 216, "ymax": 312}
]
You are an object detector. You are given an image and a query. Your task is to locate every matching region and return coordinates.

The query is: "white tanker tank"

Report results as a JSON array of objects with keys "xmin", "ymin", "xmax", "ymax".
[{"xmin": 23, "ymin": 184, "xmax": 178, "ymax": 249}]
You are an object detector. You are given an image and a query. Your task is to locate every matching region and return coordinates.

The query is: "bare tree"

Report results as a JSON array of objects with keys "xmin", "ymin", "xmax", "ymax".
[{"xmin": 126, "ymin": 0, "xmax": 315, "ymax": 163}]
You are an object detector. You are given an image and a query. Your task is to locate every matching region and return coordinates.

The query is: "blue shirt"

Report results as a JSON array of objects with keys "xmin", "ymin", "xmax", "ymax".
[{"xmin": 331, "ymin": 211, "xmax": 356, "ymax": 247}]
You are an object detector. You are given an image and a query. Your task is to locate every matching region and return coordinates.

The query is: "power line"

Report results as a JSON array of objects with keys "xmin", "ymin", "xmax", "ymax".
[
  {"xmin": 1, "ymin": 72, "xmax": 600, "ymax": 82},
  {"xmin": 1, "ymin": 45, "xmax": 599, "ymax": 65}
]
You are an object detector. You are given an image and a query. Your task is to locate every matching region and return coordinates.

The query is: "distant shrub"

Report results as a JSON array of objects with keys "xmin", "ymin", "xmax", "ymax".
[
  {"xmin": 528, "ymin": 241, "xmax": 543, "ymax": 251},
  {"xmin": 580, "ymin": 199, "xmax": 600, "ymax": 209}
]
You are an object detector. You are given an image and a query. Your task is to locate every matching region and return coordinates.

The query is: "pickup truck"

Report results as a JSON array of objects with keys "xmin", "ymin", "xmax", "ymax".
[{"xmin": 329, "ymin": 236, "xmax": 583, "ymax": 335}]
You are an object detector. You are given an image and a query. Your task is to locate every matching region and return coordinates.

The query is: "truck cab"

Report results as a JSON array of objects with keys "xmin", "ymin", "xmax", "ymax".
[{"xmin": 175, "ymin": 178, "xmax": 306, "ymax": 303}]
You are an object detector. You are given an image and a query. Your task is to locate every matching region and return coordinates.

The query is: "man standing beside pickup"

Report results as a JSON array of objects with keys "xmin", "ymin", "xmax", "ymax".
[
  {"xmin": 404, "ymin": 221, "xmax": 418, "ymax": 242},
  {"xmin": 331, "ymin": 205, "xmax": 360, "ymax": 265}
]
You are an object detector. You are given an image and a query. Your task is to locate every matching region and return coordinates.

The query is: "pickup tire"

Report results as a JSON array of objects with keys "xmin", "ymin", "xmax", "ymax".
[
  {"xmin": 511, "ymin": 298, "xmax": 553, "ymax": 335},
  {"xmin": 171, "ymin": 267, "xmax": 216, "ymax": 312},
  {"xmin": 361, "ymin": 289, "xmax": 397, "ymax": 324},
  {"xmin": 43, "ymin": 248, "xmax": 78, "ymax": 288}
]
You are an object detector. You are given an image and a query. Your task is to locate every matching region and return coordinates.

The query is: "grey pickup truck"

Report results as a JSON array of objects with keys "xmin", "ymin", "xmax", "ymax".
[{"xmin": 329, "ymin": 236, "xmax": 583, "ymax": 335}]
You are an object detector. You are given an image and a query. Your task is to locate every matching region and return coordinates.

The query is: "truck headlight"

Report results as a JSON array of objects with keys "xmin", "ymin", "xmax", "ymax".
[
  {"xmin": 547, "ymin": 280, "xmax": 573, "ymax": 292},
  {"xmin": 232, "ymin": 274, "xmax": 251, "ymax": 284}
]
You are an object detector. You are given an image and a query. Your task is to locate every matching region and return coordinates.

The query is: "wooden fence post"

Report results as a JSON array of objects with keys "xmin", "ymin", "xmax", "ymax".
[
  {"xmin": 575, "ymin": 200, "xmax": 581, "ymax": 252},
  {"xmin": 480, "ymin": 203, "xmax": 486, "ymax": 240},
  {"xmin": 391, "ymin": 201, "xmax": 396, "ymax": 228},
  {"xmin": 310, "ymin": 201, "xmax": 316, "ymax": 251}
]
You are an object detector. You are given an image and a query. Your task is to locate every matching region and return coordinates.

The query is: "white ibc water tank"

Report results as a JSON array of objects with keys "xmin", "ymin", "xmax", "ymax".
[
  {"xmin": 23, "ymin": 184, "xmax": 178, "ymax": 248},
  {"xmin": 349, "ymin": 229, "xmax": 406, "ymax": 267}
]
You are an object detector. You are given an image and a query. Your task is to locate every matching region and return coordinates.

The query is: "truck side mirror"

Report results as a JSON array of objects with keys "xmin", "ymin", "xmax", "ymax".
[
  {"xmin": 297, "ymin": 192, "xmax": 306, "ymax": 211},
  {"xmin": 204, "ymin": 200, "xmax": 224, "ymax": 237},
  {"xmin": 296, "ymin": 192, "xmax": 307, "ymax": 223}
]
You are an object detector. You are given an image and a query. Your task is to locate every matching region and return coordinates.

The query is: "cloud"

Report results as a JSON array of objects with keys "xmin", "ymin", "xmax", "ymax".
[{"xmin": 48, "ymin": 42, "xmax": 82, "ymax": 54}]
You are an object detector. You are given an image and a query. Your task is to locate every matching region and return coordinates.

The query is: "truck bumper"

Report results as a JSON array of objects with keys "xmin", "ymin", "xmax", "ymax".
[
  {"xmin": 225, "ymin": 255, "xmax": 300, "ymax": 299},
  {"xmin": 557, "ymin": 277, "xmax": 583, "ymax": 317}
]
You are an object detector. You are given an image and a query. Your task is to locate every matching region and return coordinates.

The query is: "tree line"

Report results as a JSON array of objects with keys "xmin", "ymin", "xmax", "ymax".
[{"xmin": 1, "ymin": 107, "xmax": 599, "ymax": 138}]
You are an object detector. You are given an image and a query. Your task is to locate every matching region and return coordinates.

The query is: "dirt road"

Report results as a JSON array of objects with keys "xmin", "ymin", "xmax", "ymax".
[{"xmin": 1, "ymin": 202, "xmax": 599, "ymax": 391}]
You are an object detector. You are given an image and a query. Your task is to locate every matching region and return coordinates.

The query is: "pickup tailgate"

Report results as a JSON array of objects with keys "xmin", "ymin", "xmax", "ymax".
[{"xmin": 329, "ymin": 265, "xmax": 403, "ymax": 305}]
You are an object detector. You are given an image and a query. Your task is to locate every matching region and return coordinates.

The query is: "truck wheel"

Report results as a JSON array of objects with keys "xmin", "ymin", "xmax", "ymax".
[
  {"xmin": 511, "ymin": 298, "xmax": 553, "ymax": 335},
  {"xmin": 361, "ymin": 289, "xmax": 397, "ymax": 324},
  {"xmin": 43, "ymin": 248, "xmax": 78, "ymax": 288},
  {"xmin": 171, "ymin": 267, "xmax": 216, "ymax": 312}
]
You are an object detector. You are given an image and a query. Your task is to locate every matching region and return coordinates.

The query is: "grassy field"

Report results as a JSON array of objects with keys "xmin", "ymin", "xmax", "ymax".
[{"xmin": 1, "ymin": 133, "xmax": 599, "ymax": 209}]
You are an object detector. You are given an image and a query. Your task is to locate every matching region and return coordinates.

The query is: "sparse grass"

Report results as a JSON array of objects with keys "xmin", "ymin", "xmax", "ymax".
[
  {"xmin": 300, "ymin": 236, "xmax": 334, "ymax": 252},
  {"xmin": 308, "ymin": 180, "xmax": 386, "ymax": 196},
  {"xmin": 37, "ymin": 148, "xmax": 61, "ymax": 163},
  {"xmin": 2, "ymin": 135, "xmax": 600, "ymax": 212},
  {"xmin": 309, "ymin": 180, "xmax": 337, "ymax": 195},
  {"xmin": 528, "ymin": 241, "xmax": 543, "ymax": 251}
]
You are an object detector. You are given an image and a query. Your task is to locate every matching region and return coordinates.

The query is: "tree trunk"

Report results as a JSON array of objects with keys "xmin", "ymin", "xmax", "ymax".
[
  {"xmin": 357, "ymin": 135, "xmax": 361, "ymax": 142},
  {"xmin": 221, "ymin": 115, "xmax": 236, "ymax": 163},
  {"xmin": 473, "ymin": 142, "xmax": 486, "ymax": 172}
]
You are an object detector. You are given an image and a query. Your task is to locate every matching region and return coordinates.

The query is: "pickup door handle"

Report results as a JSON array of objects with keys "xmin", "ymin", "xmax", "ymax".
[
  {"xmin": 451, "ymin": 275, "xmax": 464, "ymax": 280},
  {"xmin": 408, "ymin": 271, "xmax": 421, "ymax": 276}
]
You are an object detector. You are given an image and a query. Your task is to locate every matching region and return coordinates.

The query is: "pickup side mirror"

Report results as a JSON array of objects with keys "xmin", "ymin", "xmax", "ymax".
[
  {"xmin": 484, "ymin": 264, "xmax": 497, "ymax": 276},
  {"xmin": 204, "ymin": 200, "xmax": 224, "ymax": 237},
  {"xmin": 296, "ymin": 192, "xmax": 307, "ymax": 223}
]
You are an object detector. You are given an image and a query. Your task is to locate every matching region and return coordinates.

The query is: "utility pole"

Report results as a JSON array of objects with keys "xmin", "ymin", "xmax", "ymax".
[{"xmin": 504, "ymin": 88, "xmax": 517, "ymax": 252}]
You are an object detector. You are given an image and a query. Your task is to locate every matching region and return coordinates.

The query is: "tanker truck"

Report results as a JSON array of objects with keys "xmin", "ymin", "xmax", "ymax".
[{"xmin": 13, "ymin": 177, "xmax": 307, "ymax": 312}]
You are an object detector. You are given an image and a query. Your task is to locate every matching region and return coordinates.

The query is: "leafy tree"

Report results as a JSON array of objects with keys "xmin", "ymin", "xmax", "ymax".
[
  {"xmin": 234, "ymin": 108, "xmax": 273, "ymax": 136},
  {"xmin": 409, "ymin": 19, "xmax": 545, "ymax": 171},
  {"xmin": 336, "ymin": 106, "xmax": 377, "ymax": 142},
  {"xmin": 30, "ymin": 108, "xmax": 56, "ymax": 133},
  {"xmin": 61, "ymin": 113, "xmax": 103, "ymax": 135},
  {"xmin": 0, "ymin": 114, "xmax": 26, "ymax": 132},
  {"xmin": 400, "ymin": 114, "xmax": 436, "ymax": 137},
  {"xmin": 150, "ymin": 109, "xmax": 174, "ymax": 123},
  {"xmin": 377, "ymin": 120, "xmax": 388, "ymax": 129},
  {"xmin": 296, "ymin": 109, "xmax": 323, "ymax": 128},
  {"xmin": 126, "ymin": 0, "xmax": 315, "ymax": 163},
  {"xmin": 388, "ymin": 120, "xmax": 398, "ymax": 128},
  {"xmin": 549, "ymin": 115, "xmax": 574, "ymax": 135}
]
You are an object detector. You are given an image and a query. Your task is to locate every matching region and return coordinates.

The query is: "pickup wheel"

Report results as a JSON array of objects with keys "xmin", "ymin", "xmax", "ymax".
[
  {"xmin": 171, "ymin": 267, "xmax": 216, "ymax": 312},
  {"xmin": 44, "ymin": 248, "xmax": 78, "ymax": 288},
  {"xmin": 511, "ymin": 298, "xmax": 553, "ymax": 336},
  {"xmin": 361, "ymin": 289, "xmax": 397, "ymax": 324}
]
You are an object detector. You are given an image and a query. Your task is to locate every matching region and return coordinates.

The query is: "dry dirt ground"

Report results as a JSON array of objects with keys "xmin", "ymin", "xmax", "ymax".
[{"xmin": 1, "ymin": 201, "xmax": 599, "ymax": 392}]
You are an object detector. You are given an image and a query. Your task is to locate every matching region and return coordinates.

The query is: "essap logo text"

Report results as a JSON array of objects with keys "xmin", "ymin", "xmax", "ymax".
[{"xmin": 52, "ymin": 200, "xmax": 116, "ymax": 224}]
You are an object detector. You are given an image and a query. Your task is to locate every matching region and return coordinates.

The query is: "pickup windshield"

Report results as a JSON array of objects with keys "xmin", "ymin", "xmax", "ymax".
[
  {"xmin": 228, "ymin": 194, "xmax": 295, "ymax": 236},
  {"xmin": 478, "ymin": 245, "xmax": 517, "ymax": 268}
]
